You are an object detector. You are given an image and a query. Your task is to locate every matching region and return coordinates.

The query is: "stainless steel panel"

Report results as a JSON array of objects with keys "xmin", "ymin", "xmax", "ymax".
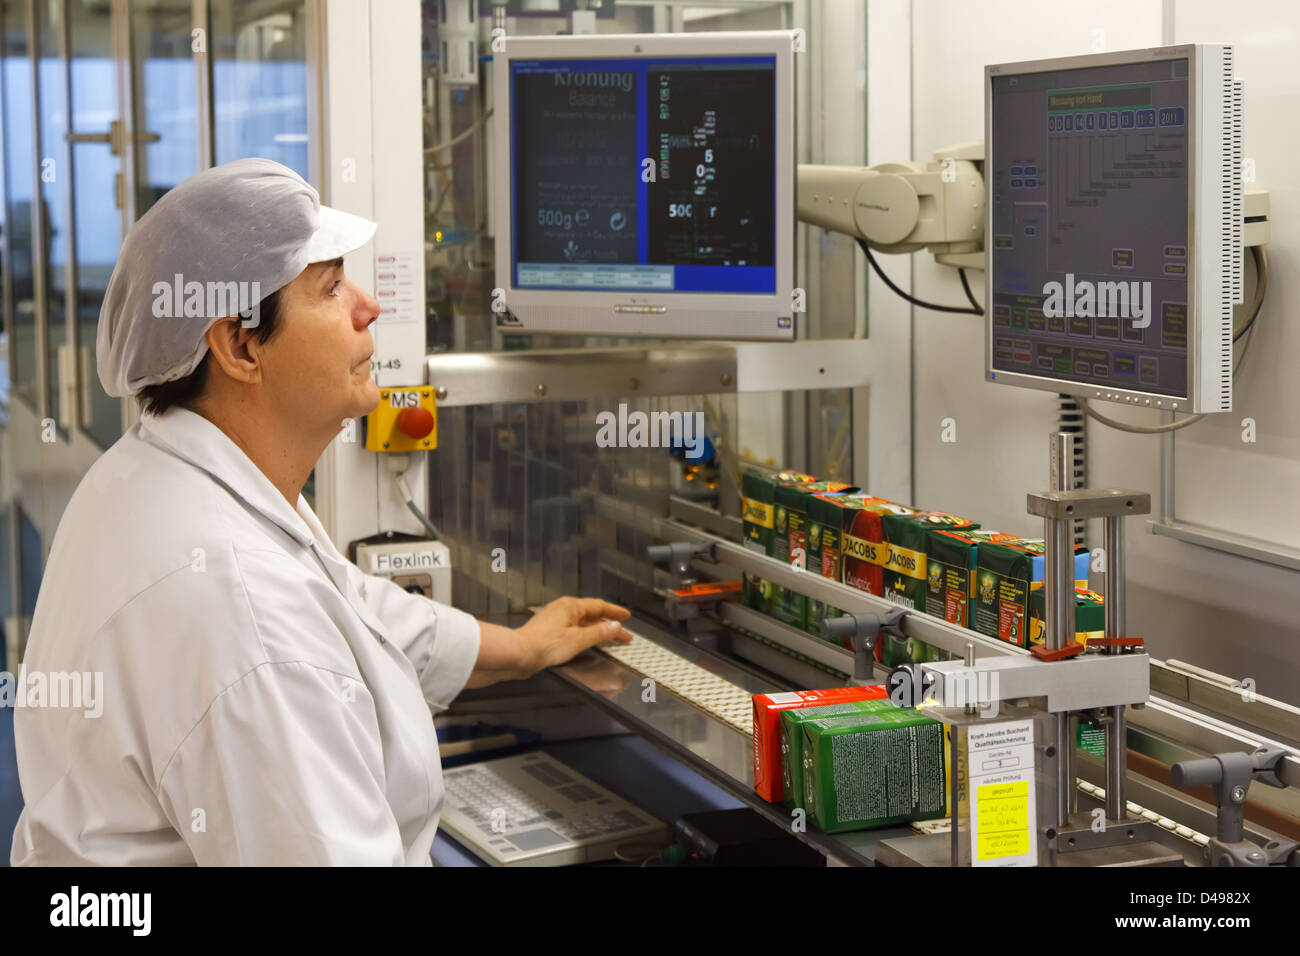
[
  {"xmin": 425, "ymin": 340, "xmax": 876, "ymax": 407},
  {"xmin": 1151, "ymin": 659, "xmax": 1300, "ymax": 746},
  {"xmin": 1149, "ymin": 518, "xmax": 1300, "ymax": 573},
  {"xmin": 1131, "ymin": 697, "xmax": 1300, "ymax": 794},
  {"xmin": 923, "ymin": 654, "xmax": 1149, "ymax": 712},
  {"xmin": 428, "ymin": 345, "xmax": 736, "ymax": 406},
  {"xmin": 717, "ymin": 600, "xmax": 854, "ymax": 675}
]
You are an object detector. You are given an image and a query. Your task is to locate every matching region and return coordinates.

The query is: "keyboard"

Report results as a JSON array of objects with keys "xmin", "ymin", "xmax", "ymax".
[{"xmin": 439, "ymin": 751, "xmax": 668, "ymax": 866}]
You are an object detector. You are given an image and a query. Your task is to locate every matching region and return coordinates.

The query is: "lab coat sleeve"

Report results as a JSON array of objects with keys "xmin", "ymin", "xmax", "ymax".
[
  {"xmin": 345, "ymin": 564, "xmax": 482, "ymax": 712},
  {"xmin": 157, "ymin": 660, "xmax": 407, "ymax": 866}
]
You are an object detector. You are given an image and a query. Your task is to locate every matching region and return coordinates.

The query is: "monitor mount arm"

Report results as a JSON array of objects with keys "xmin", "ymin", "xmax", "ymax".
[{"xmin": 797, "ymin": 141, "xmax": 985, "ymax": 268}]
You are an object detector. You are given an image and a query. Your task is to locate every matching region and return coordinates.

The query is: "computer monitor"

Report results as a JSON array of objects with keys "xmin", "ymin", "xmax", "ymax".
[
  {"xmin": 985, "ymin": 45, "xmax": 1241, "ymax": 413},
  {"xmin": 492, "ymin": 31, "xmax": 795, "ymax": 339}
]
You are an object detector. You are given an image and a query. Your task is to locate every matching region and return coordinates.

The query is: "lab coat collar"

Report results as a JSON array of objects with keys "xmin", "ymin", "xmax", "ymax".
[{"xmin": 139, "ymin": 407, "xmax": 316, "ymax": 549}]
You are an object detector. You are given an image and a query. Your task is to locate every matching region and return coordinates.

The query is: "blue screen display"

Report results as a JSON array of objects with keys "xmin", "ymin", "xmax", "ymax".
[{"xmin": 510, "ymin": 55, "xmax": 777, "ymax": 295}]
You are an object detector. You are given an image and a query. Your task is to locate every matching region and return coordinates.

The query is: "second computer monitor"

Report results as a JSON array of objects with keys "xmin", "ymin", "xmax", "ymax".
[{"xmin": 985, "ymin": 45, "xmax": 1241, "ymax": 413}]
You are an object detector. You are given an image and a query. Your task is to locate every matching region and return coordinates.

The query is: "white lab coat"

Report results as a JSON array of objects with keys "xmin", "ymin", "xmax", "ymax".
[{"xmin": 10, "ymin": 407, "xmax": 481, "ymax": 865}]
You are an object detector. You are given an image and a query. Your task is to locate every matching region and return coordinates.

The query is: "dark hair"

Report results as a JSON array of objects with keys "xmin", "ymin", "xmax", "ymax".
[{"xmin": 137, "ymin": 288, "xmax": 284, "ymax": 417}]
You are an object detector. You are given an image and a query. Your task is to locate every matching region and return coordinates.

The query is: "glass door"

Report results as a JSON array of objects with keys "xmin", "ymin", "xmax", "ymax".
[
  {"xmin": 1, "ymin": 0, "xmax": 35, "ymax": 409},
  {"xmin": 35, "ymin": 0, "xmax": 67, "ymax": 435},
  {"xmin": 2, "ymin": 0, "xmax": 312, "ymax": 659},
  {"xmin": 0, "ymin": 0, "xmax": 203, "ymax": 661},
  {"xmin": 66, "ymin": 0, "xmax": 127, "ymax": 448},
  {"xmin": 209, "ymin": 0, "xmax": 309, "ymax": 178},
  {"xmin": 127, "ymin": 0, "xmax": 195, "ymax": 219},
  {"xmin": 62, "ymin": 0, "xmax": 195, "ymax": 449}
]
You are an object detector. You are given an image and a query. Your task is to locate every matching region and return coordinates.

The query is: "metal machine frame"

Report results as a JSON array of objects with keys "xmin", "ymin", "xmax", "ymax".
[
  {"xmin": 426, "ymin": 346, "xmax": 1300, "ymax": 866},
  {"xmin": 324, "ymin": 10, "xmax": 1297, "ymax": 867}
]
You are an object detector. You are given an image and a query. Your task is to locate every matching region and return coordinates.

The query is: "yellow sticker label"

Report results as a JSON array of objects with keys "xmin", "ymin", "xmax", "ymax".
[
  {"xmin": 883, "ymin": 542, "xmax": 926, "ymax": 580},
  {"xmin": 842, "ymin": 533, "xmax": 883, "ymax": 565},
  {"xmin": 975, "ymin": 779, "xmax": 1030, "ymax": 860},
  {"xmin": 743, "ymin": 498, "xmax": 774, "ymax": 528}
]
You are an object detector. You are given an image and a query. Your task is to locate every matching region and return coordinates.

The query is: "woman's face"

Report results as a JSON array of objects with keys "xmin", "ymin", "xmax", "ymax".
[{"xmin": 258, "ymin": 258, "xmax": 381, "ymax": 429}]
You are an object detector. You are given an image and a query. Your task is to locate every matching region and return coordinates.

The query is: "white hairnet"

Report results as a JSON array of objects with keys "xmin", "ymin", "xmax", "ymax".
[{"xmin": 96, "ymin": 157, "xmax": 377, "ymax": 397}]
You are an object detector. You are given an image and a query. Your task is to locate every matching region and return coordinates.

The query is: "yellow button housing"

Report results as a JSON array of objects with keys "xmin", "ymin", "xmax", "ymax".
[{"xmin": 365, "ymin": 386, "xmax": 438, "ymax": 452}]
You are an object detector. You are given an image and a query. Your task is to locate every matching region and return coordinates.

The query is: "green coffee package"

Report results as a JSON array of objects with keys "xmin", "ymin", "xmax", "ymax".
[{"xmin": 801, "ymin": 705, "xmax": 947, "ymax": 833}]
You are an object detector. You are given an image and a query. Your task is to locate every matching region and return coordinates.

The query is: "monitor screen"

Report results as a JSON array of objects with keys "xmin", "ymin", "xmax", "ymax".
[
  {"xmin": 509, "ymin": 54, "xmax": 777, "ymax": 296},
  {"xmin": 988, "ymin": 57, "xmax": 1191, "ymax": 398}
]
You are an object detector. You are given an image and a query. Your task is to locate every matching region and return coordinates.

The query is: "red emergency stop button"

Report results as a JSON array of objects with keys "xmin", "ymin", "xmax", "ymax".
[{"xmin": 396, "ymin": 406, "xmax": 435, "ymax": 439}]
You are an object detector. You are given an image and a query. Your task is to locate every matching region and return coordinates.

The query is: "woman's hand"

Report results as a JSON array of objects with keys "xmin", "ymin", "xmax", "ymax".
[
  {"xmin": 517, "ymin": 597, "xmax": 633, "ymax": 671},
  {"xmin": 466, "ymin": 597, "xmax": 633, "ymax": 689}
]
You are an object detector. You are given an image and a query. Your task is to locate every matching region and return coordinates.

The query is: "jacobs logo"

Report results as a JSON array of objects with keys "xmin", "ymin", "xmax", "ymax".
[
  {"xmin": 843, "ymin": 536, "xmax": 879, "ymax": 562},
  {"xmin": 887, "ymin": 550, "xmax": 917, "ymax": 572}
]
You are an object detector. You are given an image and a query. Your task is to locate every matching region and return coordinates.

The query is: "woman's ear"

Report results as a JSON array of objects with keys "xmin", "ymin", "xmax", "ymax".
[{"xmin": 203, "ymin": 317, "xmax": 262, "ymax": 385}]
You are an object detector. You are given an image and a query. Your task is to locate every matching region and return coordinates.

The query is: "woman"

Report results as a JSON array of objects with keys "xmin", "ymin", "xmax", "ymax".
[{"xmin": 10, "ymin": 158, "xmax": 631, "ymax": 865}]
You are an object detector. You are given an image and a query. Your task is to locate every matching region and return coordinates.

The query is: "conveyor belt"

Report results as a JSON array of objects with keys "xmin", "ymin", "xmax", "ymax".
[
  {"xmin": 554, "ymin": 621, "xmax": 902, "ymax": 865},
  {"xmin": 600, "ymin": 635, "xmax": 754, "ymax": 735},
  {"xmin": 563, "ymin": 622, "xmax": 1215, "ymax": 865}
]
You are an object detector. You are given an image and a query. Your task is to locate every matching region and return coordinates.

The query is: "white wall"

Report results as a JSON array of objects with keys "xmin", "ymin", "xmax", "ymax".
[
  {"xmin": 864, "ymin": 0, "xmax": 915, "ymax": 503},
  {"xmin": 898, "ymin": 0, "xmax": 1300, "ymax": 702},
  {"xmin": 1165, "ymin": 2, "xmax": 1300, "ymax": 544}
]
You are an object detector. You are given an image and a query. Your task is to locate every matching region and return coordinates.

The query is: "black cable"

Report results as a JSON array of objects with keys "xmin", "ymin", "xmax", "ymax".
[
  {"xmin": 958, "ymin": 268, "xmax": 983, "ymax": 314},
  {"xmin": 1235, "ymin": 308, "xmax": 1260, "ymax": 342},
  {"xmin": 1233, "ymin": 244, "xmax": 1267, "ymax": 343},
  {"xmin": 856, "ymin": 238, "xmax": 982, "ymax": 315}
]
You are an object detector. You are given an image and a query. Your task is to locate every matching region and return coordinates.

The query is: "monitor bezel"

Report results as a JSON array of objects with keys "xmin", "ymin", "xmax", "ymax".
[
  {"xmin": 984, "ymin": 44, "xmax": 1205, "ymax": 411},
  {"xmin": 492, "ymin": 31, "xmax": 796, "ymax": 341}
]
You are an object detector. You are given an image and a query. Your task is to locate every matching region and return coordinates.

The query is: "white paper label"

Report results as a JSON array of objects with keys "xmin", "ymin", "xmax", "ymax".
[
  {"xmin": 967, "ymin": 718, "xmax": 1037, "ymax": 867},
  {"xmin": 375, "ymin": 251, "xmax": 419, "ymax": 324}
]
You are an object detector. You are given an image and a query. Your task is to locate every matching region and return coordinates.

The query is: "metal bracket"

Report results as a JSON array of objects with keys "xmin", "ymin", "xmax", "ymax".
[
  {"xmin": 1055, "ymin": 818, "xmax": 1162, "ymax": 854},
  {"xmin": 821, "ymin": 605, "xmax": 909, "ymax": 683},
  {"xmin": 921, "ymin": 652, "xmax": 1149, "ymax": 713},
  {"xmin": 646, "ymin": 541, "xmax": 719, "ymax": 625},
  {"xmin": 1026, "ymin": 487, "xmax": 1152, "ymax": 520},
  {"xmin": 646, "ymin": 541, "xmax": 716, "ymax": 587},
  {"xmin": 1171, "ymin": 746, "xmax": 1300, "ymax": 866}
]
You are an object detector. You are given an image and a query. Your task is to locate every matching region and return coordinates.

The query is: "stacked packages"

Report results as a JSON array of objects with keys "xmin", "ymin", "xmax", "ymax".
[
  {"xmin": 753, "ymin": 686, "xmax": 947, "ymax": 833},
  {"xmin": 741, "ymin": 467, "xmax": 1100, "ymax": 662}
]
